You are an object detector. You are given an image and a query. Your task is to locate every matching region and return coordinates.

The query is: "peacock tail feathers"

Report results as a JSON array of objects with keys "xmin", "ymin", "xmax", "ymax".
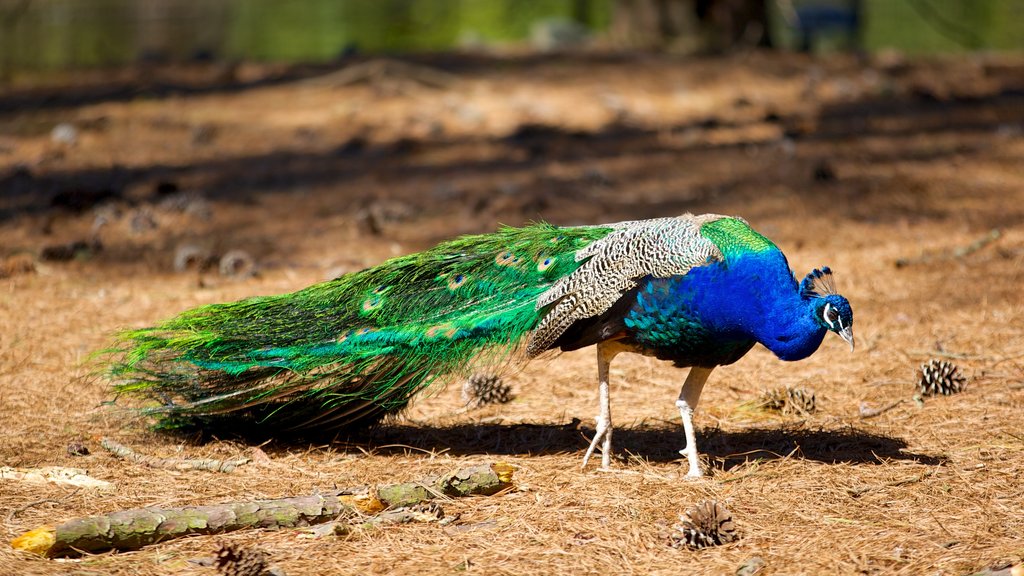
[{"xmin": 108, "ymin": 222, "xmax": 613, "ymax": 433}]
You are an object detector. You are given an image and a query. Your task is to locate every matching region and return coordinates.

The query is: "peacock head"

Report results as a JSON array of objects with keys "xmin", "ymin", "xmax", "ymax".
[{"xmin": 801, "ymin": 267, "xmax": 854, "ymax": 351}]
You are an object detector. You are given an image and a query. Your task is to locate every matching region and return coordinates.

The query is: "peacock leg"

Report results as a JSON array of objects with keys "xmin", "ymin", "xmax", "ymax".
[
  {"xmin": 582, "ymin": 342, "xmax": 620, "ymax": 470},
  {"xmin": 676, "ymin": 366, "xmax": 714, "ymax": 478}
]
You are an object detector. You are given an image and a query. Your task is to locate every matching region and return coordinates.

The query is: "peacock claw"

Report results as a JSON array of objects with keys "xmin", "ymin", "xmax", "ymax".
[
  {"xmin": 679, "ymin": 449, "xmax": 704, "ymax": 479},
  {"xmin": 581, "ymin": 415, "xmax": 612, "ymax": 470}
]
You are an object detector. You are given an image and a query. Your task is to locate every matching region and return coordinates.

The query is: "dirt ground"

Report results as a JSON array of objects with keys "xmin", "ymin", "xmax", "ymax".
[{"xmin": 2, "ymin": 51, "xmax": 1024, "ymax": 575}]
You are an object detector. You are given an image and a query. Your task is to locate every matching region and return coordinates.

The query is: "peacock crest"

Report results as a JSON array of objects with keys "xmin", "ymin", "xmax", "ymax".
[{"xmin": 800, "ymin": 266, "xmax": 837, "ymax": 298}]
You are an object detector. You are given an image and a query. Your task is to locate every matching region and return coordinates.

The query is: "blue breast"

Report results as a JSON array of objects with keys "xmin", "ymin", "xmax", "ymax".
[{"xmin": 623, "ymin": 251, "xmax": 826, "ymax": 365}]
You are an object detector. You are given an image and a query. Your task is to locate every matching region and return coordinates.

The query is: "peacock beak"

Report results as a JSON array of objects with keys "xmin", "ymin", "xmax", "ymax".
[{"xmin": 838, "ymin": 325, "xmax": 855, "ymax": 352}]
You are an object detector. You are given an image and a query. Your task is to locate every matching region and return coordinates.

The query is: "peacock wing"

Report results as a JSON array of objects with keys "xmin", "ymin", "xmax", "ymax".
[{"xmin": 526, "ymin": 213, "xmax": 728, "ymax": 356}]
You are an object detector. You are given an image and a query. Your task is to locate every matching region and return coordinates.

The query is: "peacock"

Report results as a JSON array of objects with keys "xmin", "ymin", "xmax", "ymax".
[{"xmin": 107, "ymin": 213, "xmax": 854, "ymax": 477}]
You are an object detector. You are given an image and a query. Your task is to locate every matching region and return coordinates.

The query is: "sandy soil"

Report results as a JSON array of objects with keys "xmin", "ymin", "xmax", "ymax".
[{"xmin": 2, "ymin": 51, "xmax": 1024, "ymax": 575}]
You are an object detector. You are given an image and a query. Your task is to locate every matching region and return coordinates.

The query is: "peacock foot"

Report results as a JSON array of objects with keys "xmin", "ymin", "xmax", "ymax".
[
  {"xmin": 678, "ymin": 446, "xmax": 704, "ymax": 479},
  {"xmin": 581, "ymin": 415, "xmax": 613, "ymax": 470}
]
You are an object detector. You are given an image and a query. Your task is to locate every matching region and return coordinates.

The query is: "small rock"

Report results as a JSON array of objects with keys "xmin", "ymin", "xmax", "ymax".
[{"xmin": 50, "ymin": 123, "xmax": 78, "ymax": 146}]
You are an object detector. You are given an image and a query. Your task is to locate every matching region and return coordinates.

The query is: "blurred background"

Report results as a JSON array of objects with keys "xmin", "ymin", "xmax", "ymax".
[
  {"xmin": 2, "ymin": 7, "xmax": 1024, "ymax": 573},
  {"xmin": 2, "ymin": 0, "xmax": 1024, "ymax": 76},
  {"xmin": 1, "ymin": 0, "xmax": 1022, "ymax": 278}
]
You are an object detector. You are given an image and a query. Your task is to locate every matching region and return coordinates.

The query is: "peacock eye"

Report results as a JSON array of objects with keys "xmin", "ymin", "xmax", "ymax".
[{"xmin": 822, "ymin": 303, "xmax": 838, "ymax": 328}]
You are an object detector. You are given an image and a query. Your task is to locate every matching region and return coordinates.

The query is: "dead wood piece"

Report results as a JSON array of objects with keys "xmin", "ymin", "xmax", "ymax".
[
  {"xmin": 12, "ymin": 461, "xmax": 514, "ymax": 557},
  {"xmin": 100, "ymin": 438, "xmax": 250, "ymax": 473},
  {"xmin": 0, "ymin": 466, "xmax": 113, "ymax": 490},
  {"xmin": 304, "ymin": 58, "xmax": 458, "ymax": 91}
]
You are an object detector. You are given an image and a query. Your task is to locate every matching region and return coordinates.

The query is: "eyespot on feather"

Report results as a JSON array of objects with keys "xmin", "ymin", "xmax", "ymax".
[
  {"xmin": 447, "ymin": 273, "xmax": 467, "ymax": 290},
  {"xmin": 537, "ymin": 256, "xmax": 554, "ymax": 272},
  {"xmin": 424, "ymin": 324, "xmax": 452, "ymax": 338},
  {"xmin": 495, "ymin": 251, "xmax": 520, "ymax": 267}
]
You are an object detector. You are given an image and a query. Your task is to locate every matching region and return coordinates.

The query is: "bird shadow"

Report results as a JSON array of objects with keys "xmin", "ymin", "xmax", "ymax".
[{"xmin": 318, "ymin": 420, "xmax": 946, "ymax": 471}]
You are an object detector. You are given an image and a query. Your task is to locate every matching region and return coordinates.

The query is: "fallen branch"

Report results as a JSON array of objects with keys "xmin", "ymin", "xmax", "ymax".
[
  {"xmin": 302, "ymin": 58, "xmax": 458, "ymax": 91},
  {"xmin": 100, "ymin": 438, "xmax": 250, "ymax": 473},
  {"xmin": 11, "ymin": 462, "xmax": 514, "ymax": 557},
  {"xmin": 0, "ymin": 466, "xmax": 113, "ymax": 490}
]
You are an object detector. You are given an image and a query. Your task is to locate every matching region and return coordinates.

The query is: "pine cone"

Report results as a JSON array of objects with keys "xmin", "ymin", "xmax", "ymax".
[
  {"xmin": 66, "ymin": 441, "xmax": 90, "ymax": 456},
  {"xmin": 670, "ymin": 500, "xmax": 739, "ymax": 549},
  {"xmin": 918, "ymin": 359, "xmax": 967, "ymax": 396},
  {"xmin": 758, "ymin": 386, "xmax": 816, "ymax": 415},
  {"xmin": 408, "ymin": 501, "xmax": 445, "ymax": 521},
  {"xmin": 219, "ymin": 249, "xmax": 257, "ymax": 278},
  {"xmin": 461, "ymin": 374, "xmax": 514, "ymax": 407},
  {"xmin": 213, "ymin": 542, "xmax": 270, "ymax": 576}
]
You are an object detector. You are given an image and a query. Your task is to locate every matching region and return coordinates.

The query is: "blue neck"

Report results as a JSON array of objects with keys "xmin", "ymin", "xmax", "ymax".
[{"xmin": 681, "ymin": 252, "xmax": 827, "ymax": 361}]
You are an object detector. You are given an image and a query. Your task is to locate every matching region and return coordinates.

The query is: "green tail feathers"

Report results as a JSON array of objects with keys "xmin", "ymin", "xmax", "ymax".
[{"xmin": 107, "ymin": 222, "xmax": 612, "ymax": 434}]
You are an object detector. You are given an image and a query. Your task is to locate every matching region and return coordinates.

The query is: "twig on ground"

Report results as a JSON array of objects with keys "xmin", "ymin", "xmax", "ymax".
[
  {"xmin": 100, "ymin": 438, "xmax": 250, "ymax": 473},
  {"xmin": 847, "ymin": 468, "xmax": 939, "ymax": 497},
  {"xmin": 7, "ymin": 489, "xmax": 81, "ymax": 522},
  {"xmin": 886, "ymin": 467, "xmax": 940, "ymax": 489},
  {"xmin": 895, "ymin": 229, "xmax": 1001, "ymax": 268},
  {"xmin": 11, "ymin": 462, "xmax": 514, "ymax": 557},
  {"xmin": 859, "ymin": 400, "xmax": 905, "ymax": 419},
  {"xmin": 907, "ymin": 350, "xmax": 985, "ymax": 360}
]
